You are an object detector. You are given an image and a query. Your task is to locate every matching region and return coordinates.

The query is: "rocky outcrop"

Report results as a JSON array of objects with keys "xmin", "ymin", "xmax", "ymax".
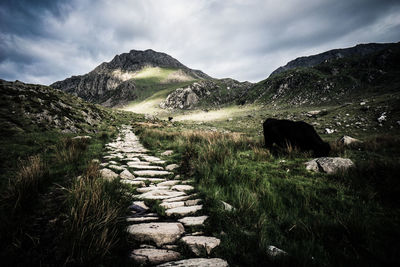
[
  {"xmin": 160, "ymin": 79, "xmax": 253, "ymax": 109},
  {"xmin": 51, "ymin": 49, "xmax": 210, "ymax": 106}
]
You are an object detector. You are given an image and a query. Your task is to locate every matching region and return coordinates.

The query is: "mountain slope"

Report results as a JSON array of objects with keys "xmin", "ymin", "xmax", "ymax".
[
  {"xmin": 270, "ymin": 42, "xmax": 394, "ymax": 77},
  {"xmin": 241, "ymin": 42, "xmax": 400, "ymax": 106},
  {"xmin": 0, "ymin": 79, "xmax": 135, "ymax": 136},
  {"xmin": 51, "ymin": 49, "xmax": 210, "ymax": 107}
]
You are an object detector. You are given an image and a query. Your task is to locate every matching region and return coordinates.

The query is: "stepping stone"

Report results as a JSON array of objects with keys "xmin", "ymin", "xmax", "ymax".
[
  {"xmin": 181, "ymin": 179, "xmax": 195, "ymax": 184},
  {"xmin": 120, "ymin": 169, "xmax": 134, "ymax": 179},
  {"xmin": 127, "ymin": 161, "xmax": 149, "ymax": 166},
  {"xmin": 127, "ymin": 222, "xmax": 185, "ymax": 247},
  {"xmin": 165, "ymin": 164, "xmax": 179, "ymax": 171},
  {"xmin": 130, "ymin": 248, "xmax": 181, "ymax": 265},
  {"xmin": 122, "ymin": 157, "xmax": 140, "ymax": 162},
  {"xmin": 121, "ymin": 179, "xmax": 145, "ymax": 187},
  {"xmin": 157, "ymin": 180, "xmax": 180, "ymax": 187},
  {"xmin": 133, "ymin": 170, "xmax": 172, "ymax": 177},
  {"xmin": 137, "ymin": 186, "xmax": 170, "ymax": 193},
  {"xmin": 178, "ymin": 216, "xmax": 208, "ymax": 226},
  {"xmin": 161, "ymin": 150, "xmax": 173, "ymax": 156},
  {"xmin": 160, "ymin": 201, "xmax": 185, "ymax": 209},
  {"xmin": 185, "ymin": 199, "xmax": 202, "ymax": 206},
  {"xmin": 180, "ymin": 236, "xmax": 221, "ymax": 255},
  {"xmin": 108, "ymin": 165, "xmax": 126, "ymax": 173},
  {"xmin": 100, "ymin": 168, "xmax": 118, "ymax": 181},
  {"xmin": 127, "ymin": 216, "xmax": 159, "ymax": 223},
  {"xmin": 156, "ymin": 258, "xmax": 228, "ymax": 267},
  {"xmin": 134, "ymin": 177, "xmax": 166, "ymax": 183},
  {"xmin": 141, "ymin": 155, "xmax": 166, "ymax": 164},
  {"xmin": 138, "ymin": 190, "xmax": 186, "ymax": 200},
  {"xmin": 129, "ymin": 164, "xmax": 164, "ymax": 170},
  {"xmin": 165, "ymin": 205, "xmax": 203, "ymax": 217},
  {"xmin": 131, "ymin": 201, "xmax": 149, "ymax": 211},
  {"xmin": 163, "ymin": 194, "xmax": 196, "ymax": 202},
  {"xmin": 172, "ymin": 185, "xmax": 194, "ymax": 192},
  {"xmin": 108, "ymin": 160, "xmax": 118, "ymax": 165},
  {"xmin": 162, "ymin": 244, "xmax": 178, "ymax": 250}
]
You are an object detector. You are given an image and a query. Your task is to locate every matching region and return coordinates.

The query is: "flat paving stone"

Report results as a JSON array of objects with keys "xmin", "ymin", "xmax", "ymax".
[
  {"xmin": 165, "ymin": 205, "xmax": 203, "ymax": 217},
  {"xmin": 178, "ymin": 216, "xmax": 208, "ymax": 226},
  {"xmin": 127, "ymin": 222, "xmax": 185, "ymax": 247},
  {"xmin": 180, "ymin": 236, "xmax": 221, "ymax": 255},
  {"xmin": 130, "ymin": 248, "xmax": 181, "ymax": 265},
  {"xmin": 157, "ymin": 180, "xmax": 181, "ymax": 187},
  {"xmin": 127, "ymin": 161, "xmax": 150, "ymax": 166},
  {"xmin": 137, "ymin": 186, "xmax": 170, "ymax": 193},
  {"xmin": 138, "ymin": 190, "xmax": 186, "ymax": 200},
  {"xmin": 133, "ymin": 177, "xmax": 166, "ymax": 183},
  {"xmin": 108, "ymin": 164, "xmax": 126, "ymax": 172},
  {"xmin": 165, "ymin": 164, "xmax": 179, "ymax": 171},
  {"xmin": 185, "ymin": 199, "xmax": 202, "ymax": 206},
  {"xmin": 129, "ymin": 164, "xmax": 164, "ymax": 170},
  {"xmin": 141, "ymin": 155, "xmax": 165, "ymax": 163},
  {"xmin": 172, "ymin": 185, "xmax": 194, "ymax": 192},
  {"xmin": 163, "ymin": 194, "xmax": 196, "ymax": 202},
  {"xmin": 133, "ymin": 170, "xmax": 172, "ymax": 177},
  {"xmin": 127, "ymin": 216, "xmax": 160, "ymax": 223},
  {"xmin": 160, "ymin": 201, "xmax": 185, "ymax": 209},
  {"xmin": 156, "ymin": 258, "xmax": 228, "ymax": 267}
]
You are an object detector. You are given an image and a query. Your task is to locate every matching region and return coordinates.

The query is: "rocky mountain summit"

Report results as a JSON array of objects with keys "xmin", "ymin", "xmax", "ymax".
[
  {"xmin": 0, "ymin": 79, "xmax": 119, "ymax": 136},
  {"xmin": 51, "ymin": 49, "xmax": 210, "ymax": 106},
  {"xmin": 270, "ymin": 42, "xmax": 394, "ymax": 77}
]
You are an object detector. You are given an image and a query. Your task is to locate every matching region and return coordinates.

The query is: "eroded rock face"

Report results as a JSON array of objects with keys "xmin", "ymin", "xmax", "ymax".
[
  {"xmin": 127, "ymin": 222, "xmax": 185, "ymax": 247},
  {"xmin": 305, "ymin": 157, "xmax": 355, "ymax": 174}
]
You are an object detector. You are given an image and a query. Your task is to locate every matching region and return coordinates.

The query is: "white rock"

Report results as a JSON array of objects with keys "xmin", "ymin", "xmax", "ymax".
[
  {"xmin": 130, "ymin": 248, "xmax": 181, "ymax": 265},
  {"xmin": 266, "ymin": 245, "xmax": 288, "ymax": 258},
  {"xmin": 127, "ymin": 161, "xmax": 149, "ymax": 166},
  {"xmin": 137, "ymin": 186, "xmax": 170, "ymax": 193},
  {"xmin": 165, "ymin": 164, "xmax": 179, "ymax": 171},
  {"xmin": 172, "ymin": 185, "xmax": 194, "ymax": 192},
  {"xmin": 108, "ymin": 164, "xmax": 126, "ymax": 172},
  {"xmin": 180, "ymin": 236, "xmax": 221, "ymax": 255},
  {"xmin": 325, "ymin": 128, "xmax": 335, "ymax": 134},
  {"xmin": 133, "ymin": 170, "xmax": 172, "ymax": 177},
  {"xmin": 178, "ymin": 216, "xmax": 208, "ymax": 226},
  {"xmin": 127, "ymin": 222, "xmax": 185, "ymax": 247},
  {"xmin": 163, "ymin": 195, "xmax": 194, "ymax": 202},
  {"xmin": 129, "ymin": 164, "xmax": 164, "ymax": 170},
  {"xmin": 72, "ymin": 135, "xmax": 92, "ymax": 140},
  {"xmin": 121, "ymin": 179, "xmax": 145, "ymax": 187},
  {"xmin": 377, "ymin": 112, "xmax": 387, "ymax": 123},
  {"xmin": 100, "ymin": 168, "xmax": 118, "ymax": 181},
  {"xmin": 127, "ymin": 216, "xmax": 159, "ymax": 223},
  {"xmin": 305, "ymin": 157, "xmax": 355, "ymax": 174},
  {"xmin": 156, "ymin": 258, "xmax": 228, "ymax": 267},
  {"xmin": 157, "ymin": 180, "xmax": 181, "ymax": 187},
  {"xmin": 161, "ymin": 150, "xmax": 173, "ymax": 156},
  {"xmin": 337, "ymin": 135, "xmax": 361, "ymax": 146},
  {"xmin": 221, "ymin": 201, "xmax": 234, "ymax": 211},
  {"xmin": 120, "ymin": 169, "xmax": 135, "ymax": 179},
  {"xmin": 160, "ymin": 201, "xmax": 185, "ymax": 209},
  {"xmin": 185, "ymin": 199, "xmax": 202, "ymax": 206},
  {"xmin": 134, "ymin": 177, "xmax": 166, "ymax": 182},
  {"xmin": 138, "ymin": 190, "xmax": 186, "ymax": 200},
  {"xmin": 165, "ymin": 205, "xmax": 203, "ymax": 217}
]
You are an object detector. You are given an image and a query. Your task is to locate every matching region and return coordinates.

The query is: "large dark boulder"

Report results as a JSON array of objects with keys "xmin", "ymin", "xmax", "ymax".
[{"xmin": 263, "ymin": 118, "xmax": 330, "ymax": 156}]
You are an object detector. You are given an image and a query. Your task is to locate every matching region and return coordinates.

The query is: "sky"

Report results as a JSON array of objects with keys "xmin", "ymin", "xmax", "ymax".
[{"xmin": 1, "ymin": 0, "xmax": 400, "ymax": 85}]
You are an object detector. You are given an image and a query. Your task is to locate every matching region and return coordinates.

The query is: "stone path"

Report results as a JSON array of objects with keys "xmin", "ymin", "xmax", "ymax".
[{"xmin": 101, "ymin": 125, "xmax": 228, "ymax": 266}]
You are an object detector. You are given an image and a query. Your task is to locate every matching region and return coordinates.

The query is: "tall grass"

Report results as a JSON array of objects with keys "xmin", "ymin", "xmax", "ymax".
[
  {"xmin": 63, "ymin": 162, "xmax": 128, "ymax": 266},
  {"xmin": 136, "ymin": 126, "xmax": 400, "ymax": 266},
  {"xmin": 55, "ymin": 137, "xmax": 90, "ymax": 164}
]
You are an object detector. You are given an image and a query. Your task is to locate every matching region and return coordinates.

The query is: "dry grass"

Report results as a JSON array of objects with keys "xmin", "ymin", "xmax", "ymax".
[
  {"xmin": 64, "ymin": 162, "xmax": 126, "ymax": 265},
  {"xmin": 1, "ymin": 155, "xmax": 47, "ymax": 211},
  {"xmin": 55, "ymin": 137, "xmax": 90, "ymax": 164}
]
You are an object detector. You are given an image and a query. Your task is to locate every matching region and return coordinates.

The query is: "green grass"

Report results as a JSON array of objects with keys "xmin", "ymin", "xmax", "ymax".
[{"xmin": 134, "ymin": 124, "xmax": 400, "ymax": 266}]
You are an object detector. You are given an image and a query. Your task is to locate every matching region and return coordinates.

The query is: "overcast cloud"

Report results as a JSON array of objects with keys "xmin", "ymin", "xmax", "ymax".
[{"xmin": 1, "ymin": 0, "xmax": 400, "ymax": 84}]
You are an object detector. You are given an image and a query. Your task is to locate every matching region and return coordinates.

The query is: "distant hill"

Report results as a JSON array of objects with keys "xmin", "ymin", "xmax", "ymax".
[
  {"xmin": 51, "ymin": 49, "xmax": 210, "ymax": 107},
  {"xmin": 240, "ymin": 42, "xmax": 400, "ymax": 106},
  {"xmin": 270, "ymin": 42, "xmax": 395, "ymax": 77}
]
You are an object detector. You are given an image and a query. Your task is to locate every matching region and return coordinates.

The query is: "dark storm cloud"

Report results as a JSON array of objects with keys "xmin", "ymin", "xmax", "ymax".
[{"xmin": 1, "ymin": 0, "xmax": 400, "ymax": 84}]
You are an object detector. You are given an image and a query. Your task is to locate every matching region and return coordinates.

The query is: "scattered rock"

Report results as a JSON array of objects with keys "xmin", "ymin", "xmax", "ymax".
[
  {"xmin": 165, "ymin": 164, "xmax": 179, "ymax": 171},
  {"xmin": 324, "ymin": 128, "xmax": 335, "ymax": 134},
  {"xmin": 99, "ymin": 168, "xmax": 119, "ymax": 181},
  {"xmin": 305, "ymin": 157, "xmax": 355, "ymax": 174},
  {"xmin": 337, "ymin": 135, "xmax": 361, "ymax": 146},
  {"xmin": 180, "ymin": 236, "xmax": 221, "ymax": 255},
  {"xmin": 266, "ymin": 245, "xmax": 288, "ymax": 259},
  {"xmin": 161, "ymin": 150, "xmax": 173, "ymax": 156},
  {"xmin": 127, "ymin": 222, "xmax": 185, "ymax": 247},
  {"xmin": 156, "ymin": 258, "xmax": 228, "ymax": 267},
  {"xmin": 130, "ymin": 248, "xmax": 181, "ymax": 265},
  {"xmin": 221, "ymin": 201, "xmax": 234, "ymax": 211},
  {"xmin": 377, "ymin": 112, "xmax": 387, "ymax": 123},
  {"xmin": 120, "ymin": 169, "xmax": 135, "ymax": 180}
]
